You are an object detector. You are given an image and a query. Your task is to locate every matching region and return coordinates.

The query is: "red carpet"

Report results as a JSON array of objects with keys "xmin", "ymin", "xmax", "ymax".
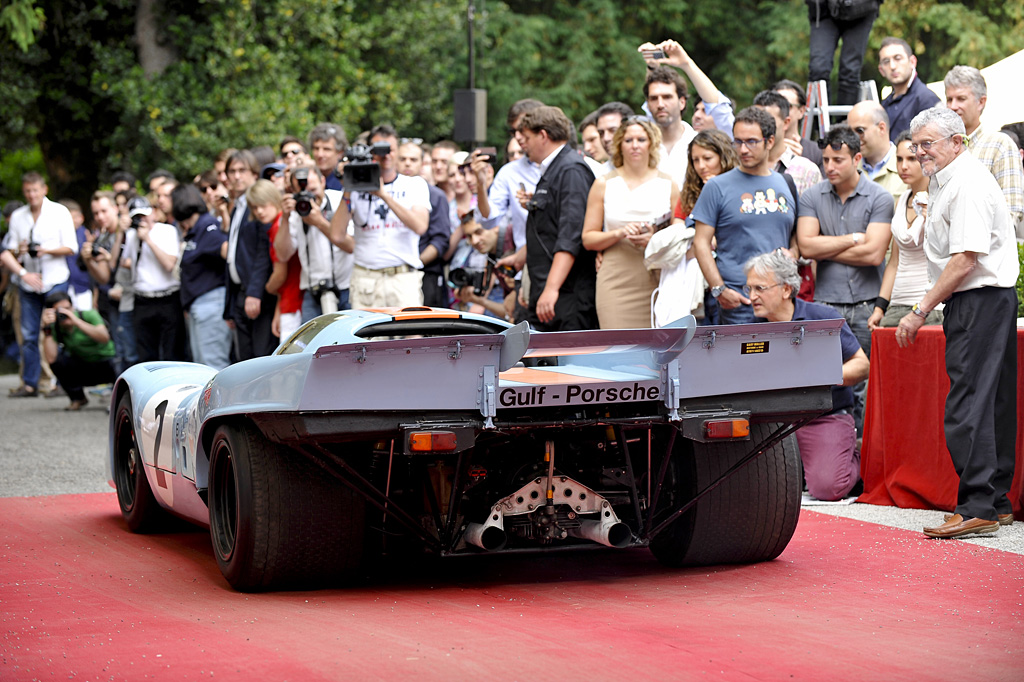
[{"xmin": 2, "ymin": 493, "xmax": 1022, "ymax": 681}]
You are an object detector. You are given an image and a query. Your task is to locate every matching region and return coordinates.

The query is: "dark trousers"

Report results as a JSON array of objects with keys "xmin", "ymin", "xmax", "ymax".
[
  {"xmin": 134, "ymin": 292, "xmax": 186, "ymax": 363},
  {"xmin": 422, "ymin": 270, "xmax": 451, "ymax": 308},
  {"xmin": 51, "ymin": 352, "xmax": 116, "ymax": 401},
  {"xmin": 943, "ymin": 287, "xmax": 1018, "ymax": 520},
  {"xmin": 232, "ymin": 290, "xmax": 278, "ymax": 361},
  {"xmin": 808, "ymin": 9, "xmax": 877, "ymax": 105}
]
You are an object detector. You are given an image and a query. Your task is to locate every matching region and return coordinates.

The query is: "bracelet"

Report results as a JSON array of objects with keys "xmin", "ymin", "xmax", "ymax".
[{"xmin": 875, "ymin": 296, "xmax": 889, "ymax": 313}]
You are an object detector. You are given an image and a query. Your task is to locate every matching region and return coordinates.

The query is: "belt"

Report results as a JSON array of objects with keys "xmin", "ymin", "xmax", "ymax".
[
  {"xmin": 355, "ymin": 263, "xmax": 413, "ymax": 276},
  {"xmin": 135, "ymin": 287, "xmax": 180, "ymax": 299}
]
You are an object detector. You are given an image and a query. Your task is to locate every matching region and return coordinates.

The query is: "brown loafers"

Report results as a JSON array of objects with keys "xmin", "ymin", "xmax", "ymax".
[
  {"xmin": 925, "ymin": 514, "xmax": 1000, "ymax": 539},
  {"xmin": 944, "ymin": 512, "xmax": 1014, "ymax": 526}
]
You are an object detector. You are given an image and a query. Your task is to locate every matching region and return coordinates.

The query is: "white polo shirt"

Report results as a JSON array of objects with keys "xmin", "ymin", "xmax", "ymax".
[{"xmin": 4, "ymin": 197, "xmax": 78, "ymax": 292}]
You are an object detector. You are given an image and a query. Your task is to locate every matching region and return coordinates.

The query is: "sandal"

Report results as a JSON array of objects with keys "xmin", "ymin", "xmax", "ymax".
[
  {"xmin": 9, "ymin": 386, "xmax": 39, "ymax": 398},
  {"xmin": 64, "ymin": 399, "xmax": 88, "ymax": 411}
]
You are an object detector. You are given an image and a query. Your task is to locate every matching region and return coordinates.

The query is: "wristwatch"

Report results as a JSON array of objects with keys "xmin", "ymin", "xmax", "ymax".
[
  {"xmin": 710, "ymin": 285, "xmax": 726, "ymax": 298},
  {"xmin": 851, "ymin": 233, "xmax": 862, "ymax": 245},
  {"xmin": 911, "ymin": 302, "xmax": 928, "ymax": 318},
  {"xmin": 18, "ymin": 267, "xmax": 27, "ymax": 277}
]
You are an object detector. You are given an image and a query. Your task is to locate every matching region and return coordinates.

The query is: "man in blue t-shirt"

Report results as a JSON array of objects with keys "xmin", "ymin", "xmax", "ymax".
[
  {"xmin": 745, "ymin": 250, "xmax": 869, "ymax": 501},
  {"xmin": 692, "ymin": 107, "xmax": 797, "ymax": 324}
]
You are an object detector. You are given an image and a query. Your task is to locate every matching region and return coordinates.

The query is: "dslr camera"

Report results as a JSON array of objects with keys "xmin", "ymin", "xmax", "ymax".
[
  {"xmin": 340, "ymin": 141, "xmax": 391, "ymax": 192},
  {"xmin": 26, "ymin": 242, "xmax": 41, "ymax": 259},
  {"xmin": 448, "ymin": 257, "xmax": 515, "ymax": 297},
  {"xmin": 291, "ymin": 167, "xmax": 317, "ymax": 217},
  {"xmin": 309, "ymin": 280, "xmax": 341, "ymax": 314}
]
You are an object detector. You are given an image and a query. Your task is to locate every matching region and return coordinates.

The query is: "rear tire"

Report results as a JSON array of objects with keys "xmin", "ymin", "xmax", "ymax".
[
  {"xmin": 113, "ymin": 392, "xmax": 166, "ymax": 532},
  {"xmin": 649, "ymin": 422, "xmax": 802, "ymax": 567},
  {"xmin": 207, "ymin": 422, "xmax": 366, "ymax": 591}
]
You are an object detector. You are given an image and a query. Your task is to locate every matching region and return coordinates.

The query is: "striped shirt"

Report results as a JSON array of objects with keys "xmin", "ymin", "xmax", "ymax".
[{"xmin": 966, "ymin": 126, "xmax": 1024, "ymax": 231}]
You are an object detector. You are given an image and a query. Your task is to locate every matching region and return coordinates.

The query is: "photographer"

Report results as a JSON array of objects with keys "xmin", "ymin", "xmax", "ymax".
[
  {"xmin": 1, "ymin": 172, "xmax": 78, "ymax": 398},
  {"xmin": 41, "ymin": 290, "xmax": 116, "ymax": 411},
  {"xmin": 452, "ymin": 215, "xmax": 515, "ymax": 320},
  {"xmin": 329, "ymin": 124, "xmax": 430, "ymax": 309},
  {"xmin": 274, "ymin": 165, "xmax": 352, "ymax": 322}
]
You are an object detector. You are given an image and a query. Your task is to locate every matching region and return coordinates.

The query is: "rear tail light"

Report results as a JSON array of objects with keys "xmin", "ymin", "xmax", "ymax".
[
  {"xmin": 704, "ymin": 419, "xmax": 750, "ymax": 439},
  {"xmin": 409, "ymin": 431, "xmax": 458, "ymax": 452}
]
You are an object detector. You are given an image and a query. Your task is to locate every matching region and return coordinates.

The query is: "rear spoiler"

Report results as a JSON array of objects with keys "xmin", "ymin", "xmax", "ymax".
[{"xmin": 301, "ymin": 318, "xmax": 697, "ymax": 426}]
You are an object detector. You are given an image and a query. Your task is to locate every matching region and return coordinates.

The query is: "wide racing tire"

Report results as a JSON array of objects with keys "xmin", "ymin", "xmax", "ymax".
[
  {"xmin": 113, "ymin": 392, "xmax": 167, "ymax": 532},
  {"xmin": 649, "ymin": 422, "xmax": 802, "ymax": 567},
  {"xmin": 207, "ymin": 422, "xmax": 366, "ymax": 591}
]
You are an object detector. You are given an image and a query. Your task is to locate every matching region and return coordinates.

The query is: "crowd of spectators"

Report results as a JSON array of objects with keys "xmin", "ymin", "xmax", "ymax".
[{"xmin": 2, "ymin": 29, "xmax": 1022, "ymax": 508}]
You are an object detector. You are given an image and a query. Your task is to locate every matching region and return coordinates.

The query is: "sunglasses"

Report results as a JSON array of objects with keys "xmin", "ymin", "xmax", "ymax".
[{"xmin": 817, "ymin": 139, "xmax": 847, "ymax": 151}]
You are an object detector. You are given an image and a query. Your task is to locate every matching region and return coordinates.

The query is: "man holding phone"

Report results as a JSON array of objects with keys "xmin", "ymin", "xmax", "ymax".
[{"xmin": 41, "ymin": 290, "xmax": 116, "ymax": 411}]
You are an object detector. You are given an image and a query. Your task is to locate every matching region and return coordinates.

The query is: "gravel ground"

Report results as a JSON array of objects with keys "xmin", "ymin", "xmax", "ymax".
[{"xmin": 1, "ymin": 372, "xmax": 1021, "ymax": 554}]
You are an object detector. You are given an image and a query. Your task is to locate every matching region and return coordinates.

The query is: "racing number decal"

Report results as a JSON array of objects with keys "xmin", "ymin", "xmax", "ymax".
[{"xmin": 152, "ymin": 399, "xmax": 169, "ymax": 469}]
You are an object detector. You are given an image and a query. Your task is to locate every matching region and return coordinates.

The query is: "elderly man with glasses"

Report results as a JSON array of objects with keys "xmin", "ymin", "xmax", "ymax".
[
  {"xmin": 745, "ymin": 250, "xmax": 868, "ymax": 499},
  {"xmin": 896, "ymin": 106, "xmax": 1019, "ymax": 539}
]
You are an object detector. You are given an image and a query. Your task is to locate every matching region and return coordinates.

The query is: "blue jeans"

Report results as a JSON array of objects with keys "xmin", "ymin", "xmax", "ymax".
[
  {"xmin": 186, "ymin": 286, "xmax": 232, "ymax": 370},
  {"xmin": 19, "ymin": 280, "xmax": 69, "ymax": 389},
  {"xmin": 113, "ymin": 308, "xmax": 139, "ymax": 376},
  {"xmin": 718, "ymin": 301, "xmax": 757, "ymax": 325}
]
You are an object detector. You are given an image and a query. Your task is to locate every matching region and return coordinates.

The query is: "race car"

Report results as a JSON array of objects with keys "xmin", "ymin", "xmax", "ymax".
[{"xmin": 109, "ymin": 307, "xmax": 843, "ymax": 591}]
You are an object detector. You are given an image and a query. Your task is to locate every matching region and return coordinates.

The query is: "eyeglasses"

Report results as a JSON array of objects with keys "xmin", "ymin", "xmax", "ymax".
[
  {"xmin": 400, "ymin": 137, "xmax": 423, "ymax": 146},
  {"xmin": 731, "ymin": 138, "xmax": 765, "ymax": 149},
  {"xmin": 908, "ymin": 135, "xmax": 956, "ymax": 154},
  {"xmin": 879, "ymin": 53, "xmax": 907, "ymax": 68},
  {"xmin": 624, "ymin": 115, "xmax": 651, "ymax": 124},
  {"xmin": 742, "ymin": 283, "xmax": 782, "ymax": 296},
  {"xmin": 817, "ymin": 139, "xmax": 850, "ymax": 151}
]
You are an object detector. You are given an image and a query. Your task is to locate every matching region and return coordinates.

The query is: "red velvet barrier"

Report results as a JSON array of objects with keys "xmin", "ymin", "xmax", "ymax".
[{"xmin": 858, "ymin": 325, "xmax": 1024, "ymax": 519}]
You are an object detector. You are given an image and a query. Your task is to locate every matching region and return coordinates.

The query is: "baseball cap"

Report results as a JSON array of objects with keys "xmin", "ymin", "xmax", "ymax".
[
  {"xmin": 261, "ymin": 162, "xmax": 286, "ymax": 180},
  {"xmin": 127, "ymin": 196, "xmax": 152, "ymax": 218}
]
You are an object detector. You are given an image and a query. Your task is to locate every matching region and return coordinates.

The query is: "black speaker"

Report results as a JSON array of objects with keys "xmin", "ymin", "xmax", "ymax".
[{"xmin": 454, "ymin": 89, "xmax": 487, "ymax": 143}]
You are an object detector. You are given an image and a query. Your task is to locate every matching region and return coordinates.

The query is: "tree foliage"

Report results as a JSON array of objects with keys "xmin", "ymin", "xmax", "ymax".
[{"xmin": 2, "ymin": 0, "xmax": 1023, "ymax": 208}]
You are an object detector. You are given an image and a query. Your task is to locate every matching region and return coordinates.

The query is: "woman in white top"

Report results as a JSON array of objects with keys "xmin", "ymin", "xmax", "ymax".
[
  {"xmin": 582, "ymin": 117, "xmax": 680, "ymax": 329},
  {"xmin": 868, "ymin": 131, "xmax": 943, "ymax": 329}
]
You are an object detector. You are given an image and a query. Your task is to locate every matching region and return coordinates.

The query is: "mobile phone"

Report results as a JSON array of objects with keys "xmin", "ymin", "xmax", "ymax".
[
  {"xmin": 519, "ymin": 182, "xmax": 526, "ymax": 193},
  {"xmin": 641, "ymin": 49, "xmax": 666, "ymax": 60},
  {"xmin": 475, "ymin": 147, "xmax": 497, "ymax": 158}
]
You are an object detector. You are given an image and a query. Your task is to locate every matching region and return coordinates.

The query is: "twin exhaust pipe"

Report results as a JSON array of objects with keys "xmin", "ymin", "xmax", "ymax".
[{"xmin": 464, "ymin": 519, "xmax": 632, "ymax": 551}]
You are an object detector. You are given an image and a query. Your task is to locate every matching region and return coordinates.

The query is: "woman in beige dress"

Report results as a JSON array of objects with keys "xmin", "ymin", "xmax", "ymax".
[{"xmin": 582, "ymin": 118, "xmax": 680, "ymax": 329}]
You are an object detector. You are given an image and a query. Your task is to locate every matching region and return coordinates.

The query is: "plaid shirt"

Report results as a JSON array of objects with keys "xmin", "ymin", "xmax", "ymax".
[{"xmin": 966, "ymin": 126, "xmax": 1024, "ymax": 229}]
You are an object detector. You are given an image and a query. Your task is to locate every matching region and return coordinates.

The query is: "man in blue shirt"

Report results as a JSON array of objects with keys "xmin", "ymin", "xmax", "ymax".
[
  {"xmin": 879, "ymin": 37, "xmax": 940, "ymax": 142},
  {"xmin": 746, "ymin": 250, "xmax": 869, "ymax": 500},
  {"xmin": 692, "ymin": 107, "xmax": 797, "ymax": 324}
]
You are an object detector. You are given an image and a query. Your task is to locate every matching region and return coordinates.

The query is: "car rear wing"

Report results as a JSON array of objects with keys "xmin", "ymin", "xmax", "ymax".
[{"xmin": 299, "ymin": 316, "xmax": 842, "ymax": 426}]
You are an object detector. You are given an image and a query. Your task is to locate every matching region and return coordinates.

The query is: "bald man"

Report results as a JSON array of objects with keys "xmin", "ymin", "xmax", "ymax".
[{"xmin": 847, "ymin": 101, "xmax": 903, "ymax": 199}]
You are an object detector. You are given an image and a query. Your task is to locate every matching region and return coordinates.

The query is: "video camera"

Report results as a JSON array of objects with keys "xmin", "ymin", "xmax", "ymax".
[
  {"xmin": 339, "ymin": 141, "xmax": 391, "ymax": 192},
  {"xmin": 448, "ymin": 257, "xmax": 516, "ymax": 297},
  {"xmin": 291, "ymin": 167, "xmax": 317, "ymax": 217}
]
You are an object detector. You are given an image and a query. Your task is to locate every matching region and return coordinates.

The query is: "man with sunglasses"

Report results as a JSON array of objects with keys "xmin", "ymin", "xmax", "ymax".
[
  {"xmin": 896, "ymin": 107, "xmax": 1018, "ymax": 538},
  {"xmin": 692, "ymin": 107, "xmax": 798, "ymax": 324},
  {"xmin": 796, "ymin": 124, "xmax": 893, "ymax": 433}
]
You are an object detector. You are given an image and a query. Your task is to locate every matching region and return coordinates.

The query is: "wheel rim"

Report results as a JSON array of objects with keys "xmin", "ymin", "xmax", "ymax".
[
  {"xmin": 211, "ymin": 440, "xmax": 238, "ymax": 562},
  {"xmin": 114, "ymin": 408, "xmax": 138, "ymax": 511}
]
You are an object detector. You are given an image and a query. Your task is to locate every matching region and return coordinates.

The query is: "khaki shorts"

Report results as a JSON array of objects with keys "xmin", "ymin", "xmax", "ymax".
[{"xmin": 349, "ymin": 265, "xmax": 424, "ymax": 309}]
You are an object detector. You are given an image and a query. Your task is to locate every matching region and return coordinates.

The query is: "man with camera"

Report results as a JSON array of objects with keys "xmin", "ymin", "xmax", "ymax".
[
  {"xmin": 453, "ymin": 215, "xmax": 515, "ymax": 320},
  {"xmin": 40, "ymin": 290, "xmax": 116, "ymax": 410},
  {"xmin": 309, "ymin": 122, "xmax": 348, "ymax": 192},
  {"xmin": 330, "ymin": 124, "xmax": 430, "ymax": 309},
  {"xmin": 1, "ymin": 172, "xmax": 79, "ymax": 398},
  {"xmin": 274, "ymin": 164, "xmax": 353, "ymax": 320}
]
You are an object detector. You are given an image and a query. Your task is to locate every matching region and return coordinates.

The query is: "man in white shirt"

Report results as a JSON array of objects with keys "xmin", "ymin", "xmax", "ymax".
[
  {"xmin": 275, "ymin": 165, "xmax": 352, "ymax": 320},
  {"xmin": 1, "ymin": 172, "xmax": 78, "ymax": 397},
  {"xmin": 896, "ymin": 107, "xmax": 1019, "ymax": 539},
  {"xmin": 330, "ymin": 124, "xmax": 430, "ymax": 308}
]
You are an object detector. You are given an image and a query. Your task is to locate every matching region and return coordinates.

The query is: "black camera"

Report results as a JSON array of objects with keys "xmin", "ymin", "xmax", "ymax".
[
  {"xmin": 449, "ymin": 256, "xmax": 515, "ymax": 297},
  {"xmin": 291, "ymin": 167, "xmax": 316, "ymax": 217},
  {"xmin": 27, "ymin": 242, "xmax": 40, "ymax": 259},
  {"xmin": 341, "ymin": 142, "xmax": 391, "ymax": 192}
]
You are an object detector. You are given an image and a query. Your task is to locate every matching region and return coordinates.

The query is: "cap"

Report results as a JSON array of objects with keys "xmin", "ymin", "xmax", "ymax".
[
  {"xmin": 127, "ymin": 196, "xmax": 152, "ymax": 218},
  {"xmin": 261, "ymin": 162, "xmax": 286, "ymax": 180}
]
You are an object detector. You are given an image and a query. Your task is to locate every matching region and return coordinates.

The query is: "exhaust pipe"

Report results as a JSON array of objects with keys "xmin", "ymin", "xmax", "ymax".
[
  {"xmin": 568, "ymin": 520, "xmax": 632, "ymax": 548},
  {"xmin": 464, "ymin": 522, "xmax": 507, "ymax": 551}
]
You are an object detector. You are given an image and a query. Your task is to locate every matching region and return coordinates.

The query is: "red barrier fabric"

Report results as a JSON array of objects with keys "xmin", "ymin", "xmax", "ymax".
[{"xmin": 859, "ymin": 326, "xmax": 1024, "ymax": 517}]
